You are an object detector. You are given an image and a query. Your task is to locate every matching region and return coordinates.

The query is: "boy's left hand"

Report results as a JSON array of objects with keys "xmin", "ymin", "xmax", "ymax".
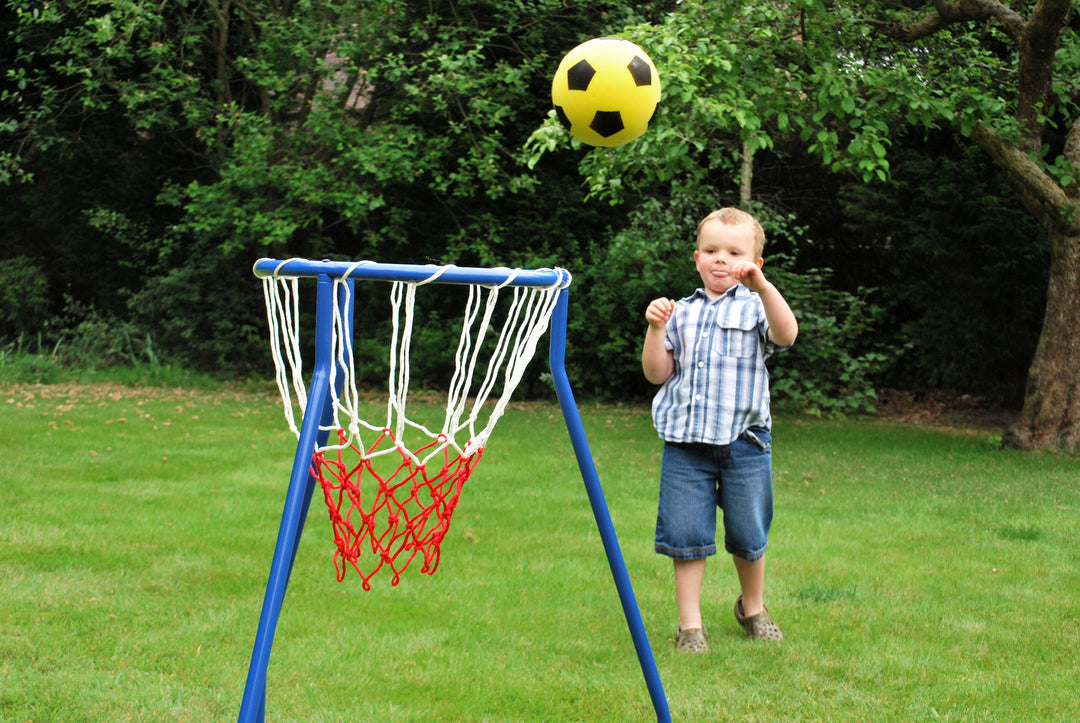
[{"xmin": 731, "ymin": 260, "xmax": 768, "ymax": 292}]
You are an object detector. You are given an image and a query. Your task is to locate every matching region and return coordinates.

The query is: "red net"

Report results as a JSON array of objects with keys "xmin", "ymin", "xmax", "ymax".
[{"xmin": 311, "ymin": 428, "xmax": 483, "ymax": 589}]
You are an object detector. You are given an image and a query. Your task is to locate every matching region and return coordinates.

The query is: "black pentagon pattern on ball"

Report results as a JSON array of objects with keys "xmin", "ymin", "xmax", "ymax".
[
  {"xmin": 554, "ymin": 105, "xmax": 572, "ymax": 131},
  {"xmin": 566, "ymin": 59, "xmax": 596, "ymax": 91},
  {"xmin": 627, "ymin": 55, "xmax": 652, "ymax": 87},
  {"xmin": 590, "ymin": 110, "xmax": 624, "ymax": 138}
]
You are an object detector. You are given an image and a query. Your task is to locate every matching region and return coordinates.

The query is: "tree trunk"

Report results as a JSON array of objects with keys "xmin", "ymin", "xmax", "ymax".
[
  {"xmin": 1003, "ymin": 227, "xmax": 1080, "ymax": 452},
  {"xmin": 964, "ymin": 119, "xmax": 1080, "ymax": 452},
  {"xmin": 740, "ymin": 140, "xmax": 753, "ymax": 208}
]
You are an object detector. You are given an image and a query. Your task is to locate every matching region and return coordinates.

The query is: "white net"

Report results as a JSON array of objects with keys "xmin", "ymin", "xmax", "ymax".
[{"xmin": 261, "ymin": 260, "xmax": 569, "ymax": 464}]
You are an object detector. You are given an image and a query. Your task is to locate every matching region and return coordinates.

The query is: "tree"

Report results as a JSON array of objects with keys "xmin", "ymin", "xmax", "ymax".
[{"xmin": 867, "ymin": 0, "xmax": 1079, "ymax": 451}]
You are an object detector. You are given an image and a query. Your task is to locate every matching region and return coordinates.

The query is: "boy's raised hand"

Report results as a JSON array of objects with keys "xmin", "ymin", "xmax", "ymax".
[
  {"xmin": 732, "ymin": 261, "xmax": 799, "ymax": 347},
  {"xmin": 642, "ymin": 297, "xmax": 676, "ymax": 384},
  {"xmin": 645, "ymin": 297, "xmax": 675, "ymax": 329},
  {"xmin": 731, "ymin": 260, "xmax": 768, "ymax": 292}
]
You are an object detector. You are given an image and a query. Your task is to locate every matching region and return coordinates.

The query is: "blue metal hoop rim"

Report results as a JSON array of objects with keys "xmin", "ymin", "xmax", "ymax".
[{"xmin": 253, "ymin": 258, "xmax": 572, "ymax": 290}]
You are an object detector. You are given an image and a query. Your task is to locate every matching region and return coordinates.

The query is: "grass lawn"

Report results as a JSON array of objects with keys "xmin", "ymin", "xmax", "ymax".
[{"xmin": 1, "ymin": 382, "xmax": 1078, "ymax": 722}]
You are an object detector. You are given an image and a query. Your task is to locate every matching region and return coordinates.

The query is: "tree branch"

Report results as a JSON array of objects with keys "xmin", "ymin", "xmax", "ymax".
[
  {"xmin": 872, "ymin": 0, "xmax": 1026, "ymax": 43},
  {"xmin": 968, "ymin": 122, "xmax": 1076, "ymax": 233},
  {"xmin": 1016, "ymin": 0, "xmax": 1072, "ymax": 150}
]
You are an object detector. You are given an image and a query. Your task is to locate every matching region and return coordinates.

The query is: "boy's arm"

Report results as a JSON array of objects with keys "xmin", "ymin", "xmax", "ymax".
[
  {"xmin": 642, "ymin": 298, "xmax": 676, "ymax": 385},
  {"xmin": 732, "ymin": 263, "xmax": 799, "ymax": 347},
  {"xmin": 757, "ymin": 281, "xmax": 798, "ymax": 347}
]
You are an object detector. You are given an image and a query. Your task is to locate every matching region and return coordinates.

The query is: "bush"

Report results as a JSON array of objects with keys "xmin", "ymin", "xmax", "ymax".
[
  {"xmin": 768, "ymin": 262, "xmax": 892, "ymax": 417},
  {"xmin": 0, "ymin": 295, "xmax": 153, "ymax": 384},
  {"xmin": 0, "ymin": 345, "xmax": 64, "ymax": 384},
  {"xmin": 837, "ymin": 136, "xmax": 1048, "ymax": 405},
  {"xmin": 0, "ymin": 256, "xmax": 49, "ymax": 338},
  {"xmin": 561, "ymin": 196, "xmax": 705, "ymax": 402},
  {"xmin": 126, "ymin": 245, "xmax": 269, "ymax": 374}
]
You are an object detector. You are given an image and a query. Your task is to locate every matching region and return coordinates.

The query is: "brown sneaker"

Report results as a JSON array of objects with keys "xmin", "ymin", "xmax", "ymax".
[
  {"xmin": 734, "ymin": 595, "xmax": 783, "ymax": 641},
  {"xmin": 675, "ymin": 627, "xmax": 710, "ymax": 653}
]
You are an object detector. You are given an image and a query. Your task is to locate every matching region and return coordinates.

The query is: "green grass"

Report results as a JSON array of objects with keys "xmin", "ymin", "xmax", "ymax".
[{"xmin": 2, "ymin": 383, "xmax": 1079, "ymax": 722}]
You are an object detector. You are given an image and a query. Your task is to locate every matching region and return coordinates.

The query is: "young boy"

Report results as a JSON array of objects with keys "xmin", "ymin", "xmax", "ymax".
[{"xmin": 642, "ymin": 207, "xmax": 798, "ymax": 652}]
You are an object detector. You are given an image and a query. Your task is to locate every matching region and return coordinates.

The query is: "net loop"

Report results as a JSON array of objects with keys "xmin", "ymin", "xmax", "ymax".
[{"xmin": 263, "ymin": 261, "xmax": 566, "ymax": 587}]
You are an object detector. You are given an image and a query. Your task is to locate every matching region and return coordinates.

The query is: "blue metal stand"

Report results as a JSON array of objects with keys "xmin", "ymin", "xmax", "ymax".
[
  {"xmin": 548, "ymin": 290, "xmax": 671, "ymax": 723},
  {"xmin": 238, "ymin": 275, "xmax": 352, "ymax": 722},
  {"xmin": 238, "ymin": 266, "xmax": 669, "ymax": 722}
]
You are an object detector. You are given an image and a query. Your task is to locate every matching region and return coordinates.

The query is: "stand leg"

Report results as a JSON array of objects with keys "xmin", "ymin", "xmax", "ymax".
[
  {"xmin": 237, "ymin": 370, "xmax": 330, "ymax": 723},
  {"xmin": 548, "ymin": 290, "xmax": 671, "ymax": 723},
  {"xmin": 238, "ymin": 275, "xmax": 350, "ymax": 722}
]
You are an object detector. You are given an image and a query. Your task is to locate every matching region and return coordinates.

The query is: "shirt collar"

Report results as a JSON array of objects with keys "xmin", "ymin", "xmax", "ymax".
[{"xmin": 692, "ymin": 285, "xmax": 748, "ymax": 302}]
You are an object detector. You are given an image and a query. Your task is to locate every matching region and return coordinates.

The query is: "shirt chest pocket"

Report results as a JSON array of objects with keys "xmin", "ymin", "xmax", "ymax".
[{"xmin": 714, "ymin": 316, "xmax": 760, "ymax": 358}]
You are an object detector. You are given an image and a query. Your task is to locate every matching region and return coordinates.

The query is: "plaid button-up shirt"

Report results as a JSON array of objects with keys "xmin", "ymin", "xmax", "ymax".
[{"xmin": 651, "ymin": 285, "xmax": 787, "ymax": 446}]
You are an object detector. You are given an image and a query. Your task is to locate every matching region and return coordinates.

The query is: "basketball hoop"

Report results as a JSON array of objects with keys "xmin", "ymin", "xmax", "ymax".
[
  {"xmin": 242, "ymin": 258, "xmax": 671, "ymax": 723},
  {"xmin": 262, "ymin": 259, "xmax": 568, "ymax": 588}
]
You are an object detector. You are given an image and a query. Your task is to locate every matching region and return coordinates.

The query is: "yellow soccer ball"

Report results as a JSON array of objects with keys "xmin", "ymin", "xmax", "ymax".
[{"xmin": 551, "ymin": 37, "xmax": 661, "ymax": 148}]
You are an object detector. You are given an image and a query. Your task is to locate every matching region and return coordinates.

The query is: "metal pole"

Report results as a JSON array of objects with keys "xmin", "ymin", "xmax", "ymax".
[
  {"xmin": 547, "ymin": 289, "xmax": 671, "ymax": 723},
  {"xmin": 238, "ymin": 275, "xmax": 347, "ymax": 722}
]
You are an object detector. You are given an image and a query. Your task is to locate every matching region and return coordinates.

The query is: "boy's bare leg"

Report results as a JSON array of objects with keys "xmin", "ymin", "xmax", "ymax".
[
  {"xmin": 674, "ymin": 558, "xmax": 708, "ymax": 630},
  {"xmin": 733, "ymin": 555, "xmax": 765, "ymax": 617}
]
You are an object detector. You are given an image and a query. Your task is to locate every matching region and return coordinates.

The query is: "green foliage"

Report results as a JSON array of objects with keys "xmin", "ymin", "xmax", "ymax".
[
  {"xmin": 527, "ymin": 1, "xmax": 927, "ymax": 201},
  {"xmin": 146, "ymin": 0, "xmax": 648, "ymax": 258},
  {"xmin": 837, "ymin": 134, "xmax": 1050, "ymax": 404},
  {"xmin": 557, "ymin": 200, "xmax": 891, "ymax": 414},
  {"xmin": 0, "ymin": 346, "xmax": 64, "ymax": 384},
  {"xmin": 2, "ymin": 0, "xmax": 1075, "ymax": 421},
  {"xmin": 0, "ymin": 256, "xmax": 48, "ymax": 337},
  {"xmin": 0, "ymin": 292, "xmax": 177, "ymax": 384},
  {"xmin": 42, "ymin": 295, "xmax": 156, "ymax": 369},
  {"xmin": 1, "ymin": 0, "xmax": 652, "ymax": 378},
  {"xmin": 524, "ymin": 0, "xmax": 1076, "ymax": 414},
  {"xmin": 768, "ymin": 264, "xmax": 891, "ymax": 417},
  {"xmin": 126, "ymin": 245, "xmax": 269, "ymax": 373},
  {"xmin": 757, "ymin": 212, "xmax": 894, "ymax": 417},
  {"xmin": 557, "ymin": 194, "xmax": 712, "ymax": 400}
]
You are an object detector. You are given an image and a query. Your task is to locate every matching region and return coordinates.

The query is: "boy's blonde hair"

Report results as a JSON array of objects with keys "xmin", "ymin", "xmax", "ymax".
[{"xmin": 697, "ymin": 207, "xmax": 766, "ymax": 258}]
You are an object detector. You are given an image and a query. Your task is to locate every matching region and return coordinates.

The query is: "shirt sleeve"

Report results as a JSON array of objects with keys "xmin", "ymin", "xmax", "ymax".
[{"xmin": 758, "ymin": 298, "xmax": 792, "ymax": 359}]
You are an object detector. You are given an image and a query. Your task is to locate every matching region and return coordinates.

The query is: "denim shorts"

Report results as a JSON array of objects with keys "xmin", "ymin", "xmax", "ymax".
[{"xmin": 654, "ymin": 427, "xmax": 773, "ymax": 563}]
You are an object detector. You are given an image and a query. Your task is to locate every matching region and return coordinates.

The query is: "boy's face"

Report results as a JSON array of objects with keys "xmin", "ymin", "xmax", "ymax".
[{"xmin": 694, "ymin": 220, "xmax": 764, "ymax": 298}]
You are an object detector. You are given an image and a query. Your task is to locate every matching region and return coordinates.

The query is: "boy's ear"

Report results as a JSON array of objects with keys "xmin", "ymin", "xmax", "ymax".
[{"xmin": 755, "ymin": 257, "xmax": 765, "ymax": 269}]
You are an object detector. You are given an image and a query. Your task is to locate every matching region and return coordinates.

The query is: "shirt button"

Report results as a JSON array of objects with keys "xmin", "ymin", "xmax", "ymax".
[
  {"xmin": 697, "ymin": 361, "xmax": 705, "ymax": 368},
  {"xmin": 694, "ymin": 394, "xmax": 702, "ymax": 401}
]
